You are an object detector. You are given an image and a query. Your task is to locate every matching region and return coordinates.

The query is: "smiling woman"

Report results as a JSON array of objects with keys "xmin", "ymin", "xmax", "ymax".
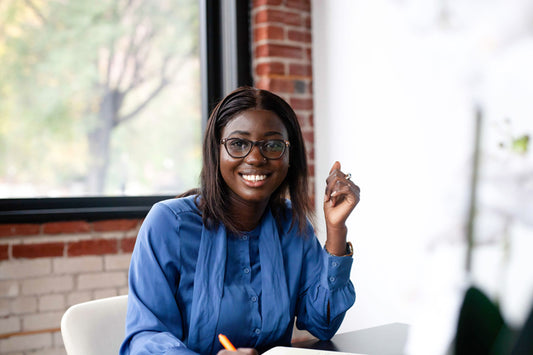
[
  {"xmin": 120, "ymin": 86, "xmax": 360, "ymax": 355},
  {"xmin": 198, "ymin": 87, "xmax": 311, "ymax": 234},
  {"xmin": 218, "ymin": 109, "xmax": 291, "ymax": 228}
]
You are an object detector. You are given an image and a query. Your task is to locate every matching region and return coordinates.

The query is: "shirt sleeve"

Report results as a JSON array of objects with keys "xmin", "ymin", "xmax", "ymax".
[
  {"xmin": 295, "ymin": 231, "xmax": 356, "ymax": 340},
  {"xmin": 120, "ymin": 203, "xmax": 198, "ymax": 355}
]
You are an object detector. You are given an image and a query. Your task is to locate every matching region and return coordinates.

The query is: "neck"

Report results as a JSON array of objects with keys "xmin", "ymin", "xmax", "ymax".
[{"xmin": 227, "ymin": 198, "xmax": 269, "ymax": 232}]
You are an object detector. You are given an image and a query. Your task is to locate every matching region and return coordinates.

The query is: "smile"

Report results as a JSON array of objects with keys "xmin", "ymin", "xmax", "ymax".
[{"xmin": 241, "ymin": 174, "xmax": 267, "ymax": 182}]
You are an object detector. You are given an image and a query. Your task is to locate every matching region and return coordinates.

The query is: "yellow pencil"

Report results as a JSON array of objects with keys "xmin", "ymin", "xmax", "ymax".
[{"xmin": 218, "ymin": 333, "xmax": 237, "ymax": 351}]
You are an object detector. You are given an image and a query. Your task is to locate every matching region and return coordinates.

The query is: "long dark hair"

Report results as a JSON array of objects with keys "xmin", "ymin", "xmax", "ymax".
[{"xmin": 182, "ymin": 86, "xmax": 313, "ymax": 234}]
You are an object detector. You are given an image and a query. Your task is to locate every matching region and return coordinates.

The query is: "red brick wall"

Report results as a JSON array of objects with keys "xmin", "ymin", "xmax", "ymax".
[
  {"xmin": 0, "ymin": 220, "xmax": 139, "ymax": 261},
  {"xmin": 0, "ymin": 1, "xmax": 314, "ymax": 353},
  {"xmin": 252, "ymin": 0, "xmax": 314, "ymax": 200},
  {"xmin": 0, "ymin": 220, "xmax": 141, "ymax": 354}
]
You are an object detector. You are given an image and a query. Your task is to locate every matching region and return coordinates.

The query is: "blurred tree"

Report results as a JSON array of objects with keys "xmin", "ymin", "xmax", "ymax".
[{"xmin": 0, "ymin": 0, "xmax": 198, "ymax": 194}]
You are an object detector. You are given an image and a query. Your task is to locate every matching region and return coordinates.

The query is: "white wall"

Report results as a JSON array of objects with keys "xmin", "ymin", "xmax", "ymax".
[{"xmin": 312, "ymin": 1, "xmax": 533, "ymax": 353}]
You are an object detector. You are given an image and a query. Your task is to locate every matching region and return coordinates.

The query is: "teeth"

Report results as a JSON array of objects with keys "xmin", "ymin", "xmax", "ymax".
[{"xmin": 242, "ymin": 174, "xmax": 267, "ymax": 182}]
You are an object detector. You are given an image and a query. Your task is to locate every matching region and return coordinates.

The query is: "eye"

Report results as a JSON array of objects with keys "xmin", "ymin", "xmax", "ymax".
[
  {"xmin": 229, "ymin": 138, "xmax": 249, "ymax": 151},
  {"xmin": 263, "ymin": 140, "xmax": 285, "ymax": 152}
]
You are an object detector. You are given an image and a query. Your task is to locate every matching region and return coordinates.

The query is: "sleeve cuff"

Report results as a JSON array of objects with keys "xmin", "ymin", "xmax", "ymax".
[
  {"xmin": 324, "ymin": 241, "xmax": 353, "ymax": 257},
  {"xmin": 322, "ymin": 246, "xmax": 354, "ymax": 290}
]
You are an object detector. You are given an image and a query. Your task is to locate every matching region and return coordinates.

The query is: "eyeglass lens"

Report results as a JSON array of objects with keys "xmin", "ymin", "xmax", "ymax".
[{"xmin": 224, "ymin": 138, "xmax": 287, "ymax": 159}]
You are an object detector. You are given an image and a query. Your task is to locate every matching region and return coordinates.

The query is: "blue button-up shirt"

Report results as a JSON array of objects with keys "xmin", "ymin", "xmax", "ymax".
[{"xmin": 120, "ymin": 196, "xmax": 355, "ymax": 354}]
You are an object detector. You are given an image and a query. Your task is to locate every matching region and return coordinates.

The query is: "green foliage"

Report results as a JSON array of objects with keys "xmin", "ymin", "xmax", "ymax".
[
  {"xmin": 511, "ymin": 134, "xmax": 529, "ymax": 154},
  {"xmin": 0, "ymin": 0, "xmax": 201, "ymax": 196}
]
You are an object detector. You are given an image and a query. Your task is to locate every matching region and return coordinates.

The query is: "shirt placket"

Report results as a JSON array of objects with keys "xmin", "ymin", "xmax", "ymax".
[{"xmin": 240, "ymin": 233, "xmax": 262, "ymax": 339}]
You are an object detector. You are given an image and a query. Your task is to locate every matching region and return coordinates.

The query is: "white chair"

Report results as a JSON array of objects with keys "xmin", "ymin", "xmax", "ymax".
[{"xmin": 61, "ymin": 295, "xmax": 128, "ymax": 355}]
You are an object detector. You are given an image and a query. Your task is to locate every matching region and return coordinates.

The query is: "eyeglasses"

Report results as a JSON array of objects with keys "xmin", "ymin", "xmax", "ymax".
[{"xmin": 220, "ymin": 137, "xmax": 290, "ymax": 160}]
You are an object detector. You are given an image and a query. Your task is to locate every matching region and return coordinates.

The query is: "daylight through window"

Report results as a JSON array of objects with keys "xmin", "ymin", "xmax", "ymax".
[{"xmin": 0, "ymin": 0, "xmax": 202, "ymax": 198}]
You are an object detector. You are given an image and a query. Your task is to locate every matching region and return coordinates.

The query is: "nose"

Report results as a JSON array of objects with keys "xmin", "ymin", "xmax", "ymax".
[{"xmin": 244, "ymin": 144, "xmax": 266, "ymax": 164}]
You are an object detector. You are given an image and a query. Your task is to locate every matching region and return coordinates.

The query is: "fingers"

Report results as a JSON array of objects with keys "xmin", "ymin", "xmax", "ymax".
[
  {"xmin": 329, "ymin": 160, "xmax": 341, "ymax": 175},
  {"xmin": 326, "ymin": 179, "xmax": 360, "ymax": 207},
  {"xmin": 324, "ymin": 162, "xmax": 359, "ymax": 207}
]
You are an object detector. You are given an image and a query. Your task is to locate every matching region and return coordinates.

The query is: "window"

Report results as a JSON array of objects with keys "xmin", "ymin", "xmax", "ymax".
[{"xmin": 0, "ymin": 0, "xmax": 252, "ymax": 222}]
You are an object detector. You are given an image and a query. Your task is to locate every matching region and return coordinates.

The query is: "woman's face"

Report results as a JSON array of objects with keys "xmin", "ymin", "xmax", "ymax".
[{"xmin": 219, "ymin": 109, "xmax": 290, "ymax": 206}]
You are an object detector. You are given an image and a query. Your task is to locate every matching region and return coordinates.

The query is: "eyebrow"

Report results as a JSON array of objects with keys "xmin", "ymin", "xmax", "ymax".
[{"xmin": 226, "ymin": 130, "xmax": 284, "ymax": 137}]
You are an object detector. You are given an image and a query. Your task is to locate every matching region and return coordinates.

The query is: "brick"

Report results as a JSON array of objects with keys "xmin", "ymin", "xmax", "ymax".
[
  {"xmin": 10, "ymin": 296, "xmax": 38, "ymax": 314},
  {"xmin": 66, "ymin": 291, "xmax": 92, "ymax": 307},
  {"xmin": 0, "ymin": 333, "xmax": 52, "ymax": 353},
  {"xmin": 120, "ymin": 237, "xmax": 137, "ymax": 253},
  {"xmin": 255, "ymin": 62, "xmax": 285, "ymax": 76},
  {"xmin": 104, "ymin": 254, "xmax": 131, "ymax": 271},
  {"xmin": 256, "ymin": 77, "xmax": 294, "ymax": 93},
  {"xmin": 12, "ymin": 243, "xmax": 64, "ymax": 259},
  {"xmin": 39, "ymin": 294, "xmax": 65, "ymax": 312},
  {"xmin": 43, "ymin": 221, "xmax": 90, "ymax": 235},
  {"xmin": 290, "ymin": 97, "xmax": 313, "ymax": 111},
  {"xmin": 288, "ymin": 29, "xmax": 311, "ymax": 43},
  {"xmin": 304, "ymin": 13, "xmax": 311, "ymax": 28},
  {"xmin": 0, "ymin": 224, "xmax": 40, "ymax": 237},
  {"xmin": 289, "ymin": 63, "xmax": 311, "ymax": 77},
  {"xmin": 255, "ymin": 43, "xmax": 303, "ymax": 59},
  {"xmin": 0, "ymin": 245, "xmax": 8, "ymax": 260},
  {"xmin": 253, "ymin": 0, "xmax": 283, "ymax": 6},
  {"xmin": 77, "ymin": 271, "xmax": 126, "ymax": 290},
  {"xmin": 53, "ymin": 256, "xmax": 103, "ymax": 274},
  {"xmin": 93, "ymin": 219, "xmax": 140, "ymax": 232},
  {"xmin": 22, "ymin": 311, "xmax": 63, "ymax": 331},
  {"xmin": 306, "ymin": 47, "xmax": 312, "ymax": 60},
  {"xmin": 286, "ymin": 0, "xmax": 311, "ymax": 12},
  {"xmin": 93, "ymin": 288, "xmax": 118, "ymax": 299},
  {"xmin": 254, "ymin": 25, "xmax": 284, "ymax": 42},
  {"xmin": 67, "ymin": 239, "xmax": 118, "ymax": 257},
  {"xmin": 308, "ymin": 163, "xmax": 315, "ymax": 177},
  {"xmin": 0, "ymin": 259, "xmax": 51, "ymax": 280},
  {"xmin": 302, "ymin": 130, "xmax": 314, "ymax": 144},
  {"xmin": 0, "ymin": 280, "xmax": 18, "ymax": 297},
  {"xmin": 307, "ymin": 146, "xmax": 315, "ymax": 160},
  {"xmin": 21, "ymin": 275, "xmax": 73, "ymax": 295},
  {"xmin": 254, "ymin": 9, "xmax": 302, "ymax": 27},
  {"xmin": 0, "ymin": 316, "xmax": 21, "ymax": 334}
]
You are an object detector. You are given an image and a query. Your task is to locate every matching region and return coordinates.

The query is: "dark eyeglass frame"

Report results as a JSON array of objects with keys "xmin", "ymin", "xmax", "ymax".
[{"xmin": 220, "ymin": 137, "xmax": 290, "ymax": 160}]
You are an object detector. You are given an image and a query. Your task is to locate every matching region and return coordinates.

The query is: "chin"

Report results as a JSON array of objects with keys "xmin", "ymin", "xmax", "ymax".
[{"xmin": 237, "ymin": 191, "xmax": 272, "ymax": 204}]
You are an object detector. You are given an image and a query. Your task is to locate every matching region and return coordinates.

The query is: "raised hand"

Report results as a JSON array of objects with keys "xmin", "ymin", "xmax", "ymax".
[{"xmin": 323, "ymin": 161, "xmax": 360, "ymax": 255}]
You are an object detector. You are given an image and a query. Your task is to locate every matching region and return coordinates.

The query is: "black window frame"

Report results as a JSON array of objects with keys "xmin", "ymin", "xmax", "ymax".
[{"xmin": 0, "ymin": 0, "xmax": 252, "ymax": 224}]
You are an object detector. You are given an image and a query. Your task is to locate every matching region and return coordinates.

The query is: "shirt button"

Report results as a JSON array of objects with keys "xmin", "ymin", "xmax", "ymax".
[
  {"xmin": 329, "ymin": 276, "xmax": 336, "ymax": 282},
  {"xmin": 243, "ymin": 268, "xmax": 250, "ymax": 274},
  {"xmin": 251, "ymin": 296, "xmax": 257, "ymax": 302},
  {"xmin": 242, "ymin": 235, "xmax": 248, "ymax": 241},
  {"xmin": 254, "ymin": 328, "xmax": 261, "ymax": 335},
  {"xmin": 331, "ymin": 261, "xmax": 338, "ymax": 267}
]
